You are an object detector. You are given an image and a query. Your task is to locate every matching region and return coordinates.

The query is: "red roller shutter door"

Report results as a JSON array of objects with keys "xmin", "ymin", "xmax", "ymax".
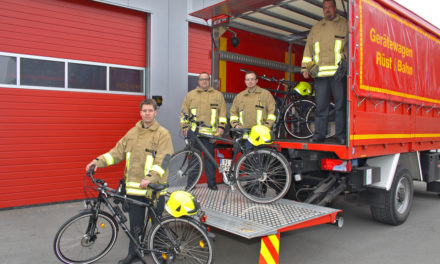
[
  {"xmin": 0, "ymin": 0, "xmax": 146, "ymax": 208},
  {"xmin": 188, "ymin": 23, "xmax": 211, "ymax": 74}
]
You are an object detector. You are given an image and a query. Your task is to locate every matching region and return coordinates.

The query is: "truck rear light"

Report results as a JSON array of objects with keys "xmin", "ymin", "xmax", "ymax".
[{"xmin": 321, "ymin": 159, "xmax": 352, "ymax": 172}]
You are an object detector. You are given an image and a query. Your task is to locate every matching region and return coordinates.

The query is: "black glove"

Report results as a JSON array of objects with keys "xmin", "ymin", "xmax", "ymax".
[{"xmin": 333, "ymin": 59, "xmax": 347, "ymax": 81}]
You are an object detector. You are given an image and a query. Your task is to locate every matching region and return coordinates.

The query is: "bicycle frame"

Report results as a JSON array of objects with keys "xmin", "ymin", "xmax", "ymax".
[
  {"xmin": 84, "ymin": 185, "xmax": 166, "ymax": 262},
  {"xmin": 186, "ymin": 127, "xmax": 245, "ymax": 186},
  {"xmin": 82, "ymin": 175, "xmax": 199, "ymax": 264}
]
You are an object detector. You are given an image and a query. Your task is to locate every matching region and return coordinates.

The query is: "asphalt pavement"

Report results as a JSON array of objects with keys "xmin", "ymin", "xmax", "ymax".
[{"xmin": 1, "ymin": 181, "xmax": 440, "ymax": 264}]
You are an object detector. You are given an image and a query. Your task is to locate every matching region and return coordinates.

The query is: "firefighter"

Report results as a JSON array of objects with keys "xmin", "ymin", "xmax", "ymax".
[
  {"xmin": 85, "ymin": 99, "xmax": 174, "ymax": 264},
  {"xmin": 229, "ymin": 71, "xmax": 276, "ymax": 130},
  {"xmin": 180, "ymin": 72, "xmax": 227, "ymax": 190},
  {"xmin": 302, "ymin": 0, "xmax": 347, "ymax": 144}
]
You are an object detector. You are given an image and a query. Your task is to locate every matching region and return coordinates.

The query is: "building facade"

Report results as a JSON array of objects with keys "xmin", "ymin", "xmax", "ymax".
[{"xmin": 0, "ymin": 0, "xmax": 220, "ymax": 208}]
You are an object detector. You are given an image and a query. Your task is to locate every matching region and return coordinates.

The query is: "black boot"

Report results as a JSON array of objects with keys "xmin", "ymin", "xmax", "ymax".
[{"xmin": 118, "ymin": 254, "xmax": 140, "ymax": 264}]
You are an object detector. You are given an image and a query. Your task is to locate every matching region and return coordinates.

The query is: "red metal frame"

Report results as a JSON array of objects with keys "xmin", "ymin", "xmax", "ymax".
[
  {"xmin": 189, "ymin": 0, "xmax": 282, "ymax": 20},
  {"xmin": 277, "ymin": 210, "xmax": 341, "ymax": 233}
]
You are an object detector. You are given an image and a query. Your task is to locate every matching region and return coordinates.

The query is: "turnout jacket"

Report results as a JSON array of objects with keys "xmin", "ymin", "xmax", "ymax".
[
  {"xmin": 94, "ymin": 120, "xmax": 174, "ymax": 196},
  {"xmin": 229, "ymin": 86, "xmax": 276, "ymax": 129},
  {"xmin": 301, "ymin": 14, "xmax": 347, "ymax": 77},
  {"xmin": 180, "ymin": 86, "xmax": 227, "ymax": 135}
]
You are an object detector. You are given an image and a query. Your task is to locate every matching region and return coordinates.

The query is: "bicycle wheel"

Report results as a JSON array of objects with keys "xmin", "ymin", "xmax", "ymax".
[
  {"xmin": 147, "ymin": 216, "xmax": 213, "ymax": 264},
  {"xmin": 167, "ymin": 149, "xmax": 203, "ymax": 192},
  {"xmin": 53, "ymin": 210, "xmax": 118, "ymax": 264},
  {"xmin": 307, "ymin": 102, "xmax": 336, "ymax": 138},
  {"xmin": 235, "ymin": 148, "xmax": 292, "ymax": 203},
  {"xmin": 283, "ymin": 99, "xmax": 315, "ymax": 139}
]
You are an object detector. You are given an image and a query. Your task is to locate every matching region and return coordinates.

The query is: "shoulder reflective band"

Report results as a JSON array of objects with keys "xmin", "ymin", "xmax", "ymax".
[
  {"xmin": 144, "ymin": 155, "xmax": 154, "ymax": 177},
  {"xmin": 267, "ymin": 114, "xmax": 276, "ymax": 121},
  {"xmin": 199, "ymin": 127, "xmax": 215, "ymax": 135},
  {"xmin": 126, "ymin": 182, "xmax": 140, "ymax": 188},
  {"xmin": 317, "ymin": 68, "xmax": 338, "ymax": 77},
  {"xmin": 126, "ymin": 181, "xmax": 147, "ymax": 196},
  {"xmin": 180, "ymin": 116, "xmax": 189, "ymax": 124},
  {"xmin": 219, "ymin": 117, "xmax": 227, "ymax": 124},
  {"xmin": 160, "ymin": 188, "xmax": 168, "ymax": 195},
  {"xmin": 103, "ymin": 153, "xmax": 114, "ymax": 166},
  {"xmin": 151, "ymin": 164, "xmax": 165, "ymax": 177},
  {"xmin": 314, "ymin": 42, "xmax": 320, "ymax": 63},
  {"xmin": 210, "ymin": 108, "xmax": 217, "ymax": 132},
  {"xmin": 191, "ymin": 108, "xmax": 197, "ymax": 131},
  {"xmin": 125, "ymin": 152, "xmax": 131, "ymax": 170},
  {"xmin": 126, "ymin": 188, "xmax": 147, "ymax": 196},
  {"xmin": 256, "ymin": 109, "xmax": 262, "ymax": 125},
  {"xmin": 302, "ymin": 56, "xmax": 312, "ymax": 64},
  {"xmin": 334, "ymin": 39, "xmax": 342, "ymax": 65},
  {"xmin": 319, "ymin": 65, "xmax": 339, "ymax": 71}
]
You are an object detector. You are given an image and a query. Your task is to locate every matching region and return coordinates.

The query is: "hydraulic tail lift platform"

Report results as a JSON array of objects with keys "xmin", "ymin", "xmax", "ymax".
[{"xmin": 190, "ymin": 184, "xmax": 343, "ymax": 264}]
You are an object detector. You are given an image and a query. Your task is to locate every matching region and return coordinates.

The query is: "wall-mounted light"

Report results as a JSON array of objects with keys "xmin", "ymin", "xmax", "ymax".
[
  {"xmin": 226, "ymin": 27, "xmax": 239, "ymax": 48},
  {"xmin": 152, "ymin": 95, "xmax": 163, "ymax": 107}
]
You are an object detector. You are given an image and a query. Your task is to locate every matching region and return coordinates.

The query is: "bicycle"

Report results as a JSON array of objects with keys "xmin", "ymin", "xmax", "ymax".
[
  {"xmin": 167, "ymin": 111, "xmax": 292, "ymax": 204},
  {"xmin": 240, "ymin": 69, "xmax": 336, "ymax": 139},
  {"xmin": 53, "ymin": 166, "xmax": 213, "ymax": 264}
]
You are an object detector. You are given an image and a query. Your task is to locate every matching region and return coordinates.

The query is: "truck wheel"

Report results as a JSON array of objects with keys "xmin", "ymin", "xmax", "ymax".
[{"xmin": 370, "ymin": 166, "xmax": 413, "ymax": 225}]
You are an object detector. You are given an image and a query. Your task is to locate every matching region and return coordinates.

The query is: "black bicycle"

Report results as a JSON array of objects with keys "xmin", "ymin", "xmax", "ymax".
[
  {"xmin": 53, "ymin": 167, "xmax": 213, "ymax": 264},
  {"xmin": 167, "ymin": 112, "xmax": 292, "ymax": 204},
  {"xmin": 241, "ymin": 69, "xmax": 335, "ymax": 139}
]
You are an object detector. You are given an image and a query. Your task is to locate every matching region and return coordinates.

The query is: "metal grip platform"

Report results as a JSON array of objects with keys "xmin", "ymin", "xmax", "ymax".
[{"xmin": 191, "ymin": 184, "xmax": 340, "ymax": 239}]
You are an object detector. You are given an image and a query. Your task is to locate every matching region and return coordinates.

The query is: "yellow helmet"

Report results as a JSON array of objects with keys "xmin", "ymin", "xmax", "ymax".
[
  {"xmin": 165, "ymin": 191, "xmax": 199, "ymax": 217},
  {"xmin": 294, "ymin": 81, "xmax": 313, "ymax": 96},
  {"xmin": 247, "ymin": 125, "xmax": 273, "ymax": 146}
]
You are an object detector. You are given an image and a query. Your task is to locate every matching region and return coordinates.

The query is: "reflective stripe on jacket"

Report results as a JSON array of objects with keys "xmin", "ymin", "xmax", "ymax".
[
  {"xmin": 229, "ymin": 86, "xmax": 276, "ymax": 129},
  {"xmin": 95, "ymin": 120, "xmax": 174, "ymax": 196},
  {"xmin": 180, "ymin": 86, "xmax": 227, "ymax": 135},
  {"xmin": 301, "ymin": 14, "xmax": 347, "ymax": 77}
]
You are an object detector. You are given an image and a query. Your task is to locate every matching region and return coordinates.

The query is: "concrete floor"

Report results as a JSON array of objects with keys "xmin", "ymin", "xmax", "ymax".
[{"xmin": 1, "ymin": 181, "xmax": 440, "ymax": 264}]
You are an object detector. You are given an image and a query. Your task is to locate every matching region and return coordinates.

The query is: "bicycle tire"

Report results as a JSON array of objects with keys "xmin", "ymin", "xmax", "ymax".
[
  {"xmin": 235, "ymin": 148, "xmax": 292, "ymax": 203},
  {"xmin": 283, "ymin": 100, "xmax": 315, "ymax": 139},
  {"xmin": 147, "ymin": 216, "xmax": 213, "ymax": 264},
  {"xmin": 167, "ymin": 149, "xmax": 203, "ymax": 192},
  {"xmin": 53, "ymin": 210, "xmax": 118, "ymax": 264},
  {"xmin": 306, "ymin": 102, "xmax": 336, "ymax": 138}
]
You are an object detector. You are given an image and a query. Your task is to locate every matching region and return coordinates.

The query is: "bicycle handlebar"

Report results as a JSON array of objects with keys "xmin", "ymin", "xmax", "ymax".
[
  {"xmin": 229, "ymin": 127, "xmax": 251, "ymax": 134},
  {"xmin": 240, "ymin": 68, "xmax": 299, "ymax": 89},
  {"xmin": 85, "ymin": 165, "xmax": 167, "ymax": 194},
  {"xmin": 181, "ymin": 111, "xmax": 212, "ymax": 129}
]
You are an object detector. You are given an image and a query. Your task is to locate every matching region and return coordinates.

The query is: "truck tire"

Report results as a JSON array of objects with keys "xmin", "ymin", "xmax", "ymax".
[{"xmin": 370, "ymin": 166, "xmax": 413, "ymax": 225}]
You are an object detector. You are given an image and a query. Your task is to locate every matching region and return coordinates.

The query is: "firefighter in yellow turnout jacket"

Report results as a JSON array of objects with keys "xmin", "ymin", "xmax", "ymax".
[
  {"xmin": 230, "ymin": 71, "xmax": 276, "ymax": 130},
  {"xmin": 86, "ymin": 99, "xmax": 173, "ymax": 264},
  {"xmin": 302, "ymin": 0, "xmax": 347, "ymax": 144},
  {"xmin": 180, "ymin": 72, "xmax": 227, "ymax": 190}
]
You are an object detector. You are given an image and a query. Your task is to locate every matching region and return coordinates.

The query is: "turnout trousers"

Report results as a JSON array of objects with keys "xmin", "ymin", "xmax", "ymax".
[
  {"xmin": 127, "ymin": 194, "xmax": 165, "ymax": 256},
  {"xmin": 313, "ymin": 77, "xmax": 347, "ymax": 140},
  {"xmin": 188, "ymin": 130, "xmax": 217, "ymax": 187}
]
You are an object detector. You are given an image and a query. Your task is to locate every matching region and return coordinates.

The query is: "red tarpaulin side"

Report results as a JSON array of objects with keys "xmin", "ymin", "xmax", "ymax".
[{"xmin": 355, "ymin": 0, "xmax": 440, "ymax": 107}]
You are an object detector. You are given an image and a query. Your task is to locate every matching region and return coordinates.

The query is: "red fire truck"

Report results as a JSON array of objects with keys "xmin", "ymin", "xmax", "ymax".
[{"xmin": 191, "ymin": 0, "xmax": 440, "ymax": 225}]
